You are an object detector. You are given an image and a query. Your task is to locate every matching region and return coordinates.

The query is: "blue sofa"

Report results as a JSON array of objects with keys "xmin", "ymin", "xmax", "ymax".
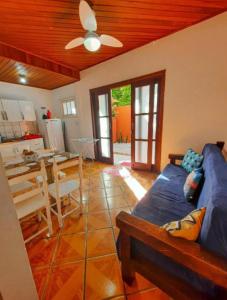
[{"xmin": 117, "ymin": 143, "xmax": 227, "ymax": 299}]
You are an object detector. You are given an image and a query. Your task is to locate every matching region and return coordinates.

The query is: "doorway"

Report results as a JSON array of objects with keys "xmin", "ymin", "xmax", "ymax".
[
  {"xmin": 90, "ymin": 70, "xmax": 165, "ymax": 172},
  {"xmin": 111, "ymin": 85, "xmax": 131, "ymax": 166}
]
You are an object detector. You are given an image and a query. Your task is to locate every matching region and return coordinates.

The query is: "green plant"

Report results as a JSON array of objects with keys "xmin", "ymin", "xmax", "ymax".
[
  {"xmin": 112, "ymin": 85, "xmax": 131, "ymax": 107},
  {"xmin": 125, "ymin": 136, "xmax": 128, "ymax": 143},
  {"xmin": 112, "ymin": 99, "xmax": 118, "ymax": 117},
  {"xmin": 117, "ymin": 131, "xmax": 123, "ymax": 143}
]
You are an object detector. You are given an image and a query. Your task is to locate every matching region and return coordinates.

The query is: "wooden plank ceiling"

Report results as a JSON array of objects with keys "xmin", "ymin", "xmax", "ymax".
[
  {"xmin": 0, "ymin": 0, "xmax": 226, "ymax": 89},
  {"xmin": 0, "ymin": 56, "xmax": 77, "ymax": 90}
]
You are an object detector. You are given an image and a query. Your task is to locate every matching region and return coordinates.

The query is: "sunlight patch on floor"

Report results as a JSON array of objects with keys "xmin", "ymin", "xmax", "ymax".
[{"xmin": 120, "ymin": 167, "xmax": 147, "ymax": 200}]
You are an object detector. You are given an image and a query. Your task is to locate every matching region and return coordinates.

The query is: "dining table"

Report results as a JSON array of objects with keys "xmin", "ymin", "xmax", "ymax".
[{"xmin": 4, "ymin": 150, "xmax": 80, "ymax": 183}]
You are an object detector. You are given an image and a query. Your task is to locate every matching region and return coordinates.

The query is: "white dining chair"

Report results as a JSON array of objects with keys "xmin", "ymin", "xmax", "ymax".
[
  {"xmin": 1, "ymin": 153, "xmax": 35, "ymax": 194},
  {"xmin": 36, "ymin": 148, "xmax": 66, "ymax": 184},
  {"xmin": 48, "ymin": 155, "xmax": 83, "ymax": 227},
  {"xmin": 8, "ymin": 160, "xmax": 53, "ymax": 243},
  {"xmin": 36, "ymin": 170, "xmax": 66, "ymax": 185}
]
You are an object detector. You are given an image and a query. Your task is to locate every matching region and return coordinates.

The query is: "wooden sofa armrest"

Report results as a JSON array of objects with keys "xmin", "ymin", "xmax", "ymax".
[
  {"xmin": 168, "ymin": 153, "xmax": 184, "ymax": 164},
  {"xmin": 116, "ymin": 211, "xmax": 227, "ymax": 290}
]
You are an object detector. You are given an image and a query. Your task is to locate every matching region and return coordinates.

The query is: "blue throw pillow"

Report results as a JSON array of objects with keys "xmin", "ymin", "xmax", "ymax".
[
  {"xmin": 181, "ymin": 148, "xmax": 203, "ymax": 173},
  {"xmin": 184, "ymin": 167, "xmax": 203, "ymax": 202}
]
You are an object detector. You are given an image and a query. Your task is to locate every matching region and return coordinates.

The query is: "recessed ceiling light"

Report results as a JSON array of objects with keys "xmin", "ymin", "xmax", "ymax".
[{"xmin": 19, "ymin": 75, "xmax": 27, "ymax": 84}]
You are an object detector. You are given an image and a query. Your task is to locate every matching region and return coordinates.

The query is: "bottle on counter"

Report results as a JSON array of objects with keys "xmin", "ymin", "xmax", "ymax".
[{"xmin": 47, "ymin": 110, "xmax": 52, "ymax": 119}]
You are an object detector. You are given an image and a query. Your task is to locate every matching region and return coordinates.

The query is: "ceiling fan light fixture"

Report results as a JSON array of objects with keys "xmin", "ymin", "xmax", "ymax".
[
  {"xmin": 84, "ymin": 32, "xmax": 101, "ymax": 52},
  {"xmin": 19, "ymin": 75, "xmax": 27, "ymax": 84}
]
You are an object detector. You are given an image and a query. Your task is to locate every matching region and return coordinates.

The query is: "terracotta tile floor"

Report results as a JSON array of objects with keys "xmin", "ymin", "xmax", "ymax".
[{"xmin": 23, "ymin": 162, "xmax": 172, "ymax": 299}]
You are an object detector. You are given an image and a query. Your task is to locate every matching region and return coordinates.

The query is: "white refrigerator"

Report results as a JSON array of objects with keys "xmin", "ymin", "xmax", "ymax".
[{"xmin": 41, "ymin": 119, "xmax": 65, "ymax": 152}]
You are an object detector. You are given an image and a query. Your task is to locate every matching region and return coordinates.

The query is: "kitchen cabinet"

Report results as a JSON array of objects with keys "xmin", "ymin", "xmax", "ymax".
[
  {"xmin": 19, "ymin": 101, "xmax": 36, "ymax": 121},
  {"xmin": 0, "ymin": 99, "xmax": 36, "ymax": 122},
  {"xmin": 0, "ymin": 138, "xmax": 44, "ymax": 160},
  {"xmin": 0, "ymin": 144, "xmax": 16, "ymax": 158},
  {"xmin": 1, "ymin": 99, "xmax": 23, "ymax": 122},
  {"xmin": 30, "ymin": 138, "xmax": 44, "ymax": 151}
]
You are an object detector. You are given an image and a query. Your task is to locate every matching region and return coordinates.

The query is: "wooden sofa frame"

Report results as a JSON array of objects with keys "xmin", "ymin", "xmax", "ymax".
[{"xmin": 116, "ymin": 141, "xmax": 227, "ymax": 300}]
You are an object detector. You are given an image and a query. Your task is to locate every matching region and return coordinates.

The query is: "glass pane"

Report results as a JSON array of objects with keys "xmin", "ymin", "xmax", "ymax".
[
  {"xmin": 135, "ymin": 141, "xmax": 148, "ymax": 164},
  {"xmin": 135, "ymin": 115, "xmax": 149, "ymax": 140},
  {"xmin": 63, "ymin": 103, "xmax": 67, "ymax": 115},
  {"xmin": 98, "ymin": 94, "xmax": 108, "ymax": 116},
  {"xmin": 66, "ymin": 102, "xmax": 71, "ymax": 114},
  {"xmin": 153, "ymin": 83, "xmax": 159, "ymax": 113},
  {"xmin": 101, "ymin": 138, "xmax": 110, "ymax": 158},
  {"xmin": 152, "ymin": 141, "xmax": 156, "ymax": 164},
  {"xmin": 152, "ymin": 114, "xmax": 157, "ymax": 139},
  {"xmin": 135, "ymin": 85, "xmax": 150, "ymax": 114},
  {"xmin": 71, "ymin": 101, "xmax": 76, "ymax": 115},
  {"xmin": 99, "ymin": 117, "xmax": 110, "ymax": 138}
]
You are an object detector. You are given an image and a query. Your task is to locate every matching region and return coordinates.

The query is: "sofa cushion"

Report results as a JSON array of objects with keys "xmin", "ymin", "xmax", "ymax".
[
  {"xmin": 181, "ymin": 148, "xmax": 203, "ymax": 173},
  {"xmin": 132, "ymin": 164, "xmax": 195, "ymax": 226},
  {"xmin": 197, "ymin": 144, "xmax": 227, "ymax": 259},
  {"xmin": 162, "ymin": 207, "xmax": 206, "ymax": 241}
]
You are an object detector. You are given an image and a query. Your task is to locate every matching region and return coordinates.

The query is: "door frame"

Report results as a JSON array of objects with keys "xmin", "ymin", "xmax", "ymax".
[
  {"xmin": 90, "ymin": 70, "xmax": 165, "ymax": 171},
  {"xmin": 90, "ymin": 88, "xmax": 113, "ymax": 164}
]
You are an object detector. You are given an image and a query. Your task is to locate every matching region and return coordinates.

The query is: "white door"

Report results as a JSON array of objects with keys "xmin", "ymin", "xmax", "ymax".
[
  {"xmin": 19, "ymin": 101, "xmax": 36, "ymax": 121},
  {"xmin": 1, "ymin": 99, "xmax": 23, "ymax": 121}
]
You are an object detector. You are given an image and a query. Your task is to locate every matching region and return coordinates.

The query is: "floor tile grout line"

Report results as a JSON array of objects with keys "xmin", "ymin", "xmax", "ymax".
[
  {"xmin": 40, "ymin": 267, "xmax": 52, "ymax": 300},
  {"xmin": 86, "ymin": 253, "xmax": 119, "ymax": 265},
  {"xmin": 40, "ymin": 232, "xmax": 60, "ymax": 300},
  {"xmin": 125, "ymin": 286, "xmax": 158, "ymax": 297}
]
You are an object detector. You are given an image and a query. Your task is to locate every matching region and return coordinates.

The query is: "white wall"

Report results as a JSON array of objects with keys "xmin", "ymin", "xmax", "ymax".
[
  {"xmin": 0, "ymin": 82, "xmax": 53, "ymax": 133},
  {"xmin": 51, "ymin": 83, "xmax": 81, "ymax": 152},
  {"xmin": 52, "ymin": 12, "xmax": 227, "ymax": 168}
]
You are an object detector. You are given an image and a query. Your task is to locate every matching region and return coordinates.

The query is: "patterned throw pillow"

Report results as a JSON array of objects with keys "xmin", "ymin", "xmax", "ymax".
[
  {"xmin": 184, "ymin": 167, "xmax": 203, "ymax": 202},
  {"xmin": 162, "ymin": 207, "xmax": 206, "ymax": 241},
  {"xmin": 181, "ymin": 148, "xmax": 203, "ymax": 173}
]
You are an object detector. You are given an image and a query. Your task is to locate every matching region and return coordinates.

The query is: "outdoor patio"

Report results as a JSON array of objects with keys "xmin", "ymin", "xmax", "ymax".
[{"xmin": 113, "ymin": 143, "xmax": 131, "ymax": 165}]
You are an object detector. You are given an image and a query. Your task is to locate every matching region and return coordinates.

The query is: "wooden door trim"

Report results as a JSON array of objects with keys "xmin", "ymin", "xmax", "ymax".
[
  {"xmin": 90, "ymin": 90, "xmax": 99, "ymax": 160},
  {"xmin": 90, "ymin": 70, "xmax": 166, "ymax": 93},
  {"xmin": 90, "ymin": 88, "xmax": 113, "ymax": 164},
  {"xmin": 154, "ymin": 75, "xmax": 165, "ymax": 172}
]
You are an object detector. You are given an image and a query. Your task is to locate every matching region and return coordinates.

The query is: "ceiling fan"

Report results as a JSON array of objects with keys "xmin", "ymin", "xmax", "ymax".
[{"xmin": 65, "ymin": 0, "xmax": 123, "ymax": 52}]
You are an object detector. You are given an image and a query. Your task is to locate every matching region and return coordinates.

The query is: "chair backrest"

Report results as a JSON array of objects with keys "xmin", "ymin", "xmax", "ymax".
[
  {"xmin": 52, "ymin": 155, "xmax": 83, "ymax": 197},
  {"xmin": 8, "ymin": 160, "xmax": 49, "ymax": 205}
]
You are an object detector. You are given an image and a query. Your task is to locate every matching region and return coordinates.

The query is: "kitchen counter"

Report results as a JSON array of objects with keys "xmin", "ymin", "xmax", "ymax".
[
  {"xmin": 0, "ymin": 135, "xmax": 42, "ymax": 145},
  {"xmin": 1, "ymin": 138, "xmax": 25, "ymax": 145},
  {"xmin": 0, "ymin": 137, "xmax": 44, "ymax": 159}
]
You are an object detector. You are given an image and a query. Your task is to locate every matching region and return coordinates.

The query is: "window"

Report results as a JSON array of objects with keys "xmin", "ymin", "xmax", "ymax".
[{"xmin": 62, "ymin": 99, "xmax": 77, "ymax": 116}]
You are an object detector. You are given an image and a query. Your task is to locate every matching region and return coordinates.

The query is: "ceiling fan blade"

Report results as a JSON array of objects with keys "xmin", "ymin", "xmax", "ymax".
[
  {"xmin": 65, "ymin": 37, "xmax": 84, "ymax": 49},
  {"xmin": 100, "ymin": 34, "xmax": 123, "ymax": 47},
  {"xmin": 79, "ymin": 0, "xmax": 97, "ymax": 31}
]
